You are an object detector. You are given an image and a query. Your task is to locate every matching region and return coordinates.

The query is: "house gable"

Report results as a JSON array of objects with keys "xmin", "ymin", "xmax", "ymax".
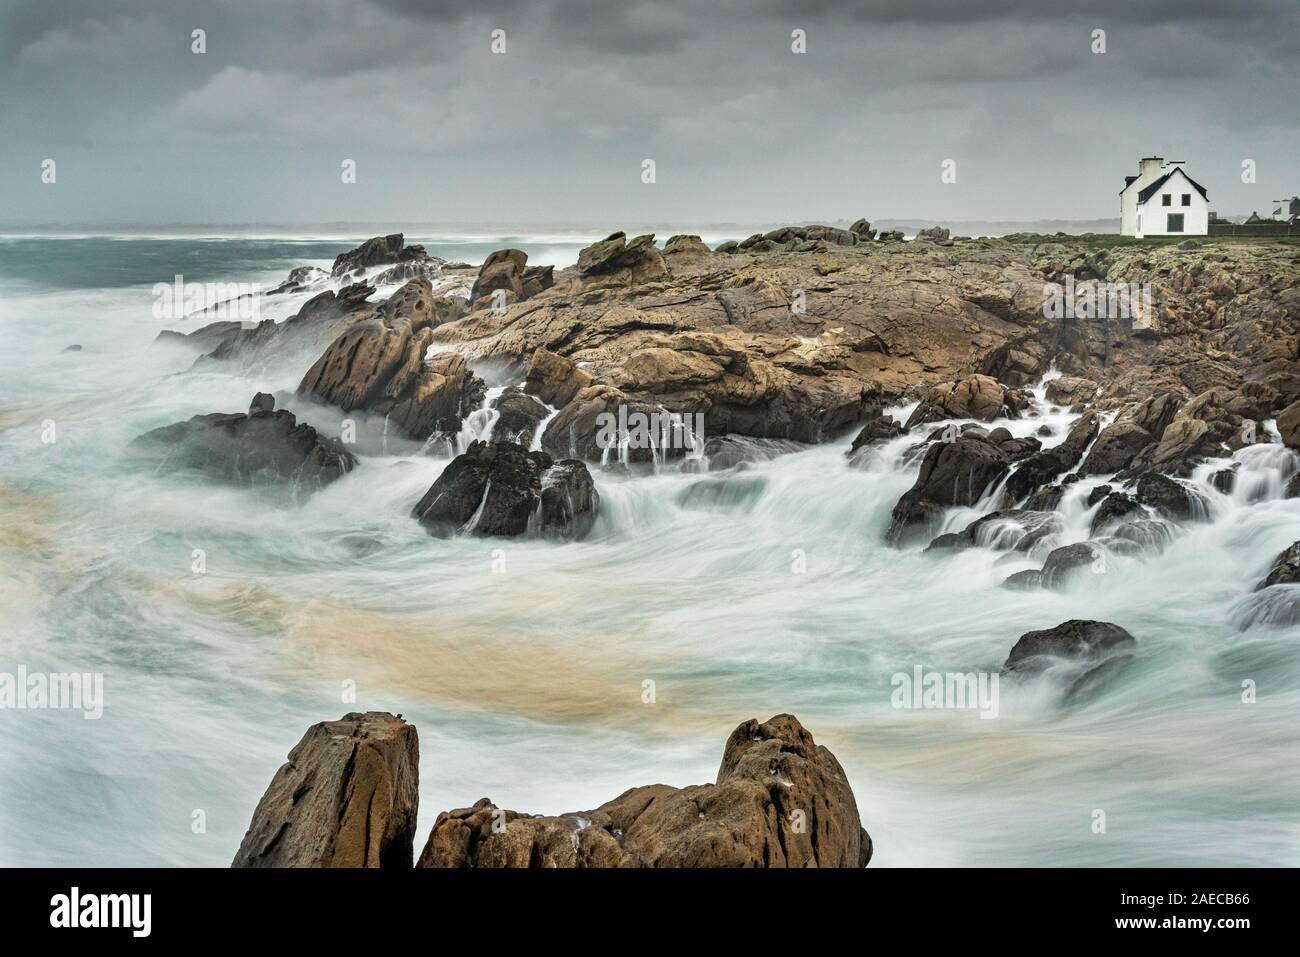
[{"xmin": 1136, "ymin": 168, "xmax": 1208, "ymax": 207}]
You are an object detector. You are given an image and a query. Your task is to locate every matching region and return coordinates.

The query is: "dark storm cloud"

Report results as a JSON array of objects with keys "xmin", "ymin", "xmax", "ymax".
[{"xmin": 0, "ymin": 0, "xmax": 1296, "ymax": 226}]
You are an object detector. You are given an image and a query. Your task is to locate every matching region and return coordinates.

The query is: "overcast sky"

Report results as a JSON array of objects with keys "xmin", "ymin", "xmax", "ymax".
[{"xmin": 1, "ymin": 0, "xmax": 1296, "ymax": 227}]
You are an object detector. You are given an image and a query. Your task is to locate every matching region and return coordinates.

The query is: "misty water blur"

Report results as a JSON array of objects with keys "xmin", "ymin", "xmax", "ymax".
[{"xmin": 0, "ymin": 236, "xmax": 1297, "ymax": 867}]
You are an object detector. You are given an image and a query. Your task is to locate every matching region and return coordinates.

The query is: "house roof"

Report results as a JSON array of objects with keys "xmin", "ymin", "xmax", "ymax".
[{"xmin": 1137, "ymin": 167, "xmax": 1208, "ymax": 204}]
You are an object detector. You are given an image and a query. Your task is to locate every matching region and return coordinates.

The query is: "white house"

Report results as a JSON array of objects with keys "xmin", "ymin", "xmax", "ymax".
[{"xmin": 1119, "ymin": 157, "xmax": 1209, "ymax": 237}]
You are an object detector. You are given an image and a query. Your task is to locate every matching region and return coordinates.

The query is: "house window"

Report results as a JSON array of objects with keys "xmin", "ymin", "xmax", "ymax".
[
  {"xmin": 1181, "ymin": 194, "xmax": 1191, "ymax": 206},
  {"xmin": 1162, "ymin": 194, "xmax": 1171, "ymax": 206},
  {"xmin": 1167, "ymin": 213, "xmax": 1184, "ymax": 232}
]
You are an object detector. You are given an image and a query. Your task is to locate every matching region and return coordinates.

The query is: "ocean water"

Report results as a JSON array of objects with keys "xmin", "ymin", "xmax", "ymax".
[{"xmin": 0, "ymin": 235, "xmax": 1297, "ymax": 867}]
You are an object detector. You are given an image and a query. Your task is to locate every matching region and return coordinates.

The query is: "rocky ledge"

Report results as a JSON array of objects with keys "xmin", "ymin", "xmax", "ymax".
[
  {"xmin": 129, "ymin": 393, "xmax": 356, "ymax": 491},
  {"xmin": 233, "ymin": 712, "xmax": 871, "ymax": 868}
]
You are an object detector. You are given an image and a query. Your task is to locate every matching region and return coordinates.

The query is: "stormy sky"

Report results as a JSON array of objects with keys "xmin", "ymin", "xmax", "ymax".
[{"xmin": 1, "ymin": 0, "xmax": 1296, "ymax": 227}]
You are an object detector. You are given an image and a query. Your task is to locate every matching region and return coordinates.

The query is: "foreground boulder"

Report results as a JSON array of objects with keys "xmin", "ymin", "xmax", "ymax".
[
  {"xmin": 418, "ymin": 714, "xmax": 871, "ymax": 868},
  {"xmin": 298, "ymin": 279, "xmax": 483, "ymax": 440},
  {"xmin": 412, "ymin": 440, "xmax": 597, "ymax": 538},
  {"xmin": 130, "ymin": 394, "xmax": 355, "ymax": 490},
  {"xmin": 233, "ymin": 712, "xmax": 419, "ymax": 868}
]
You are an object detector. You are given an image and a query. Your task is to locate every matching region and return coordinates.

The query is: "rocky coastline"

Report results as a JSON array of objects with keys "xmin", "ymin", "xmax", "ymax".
[{"xmin": 141, "ymin": 224, "xmax": 1299, "ymax": 866}]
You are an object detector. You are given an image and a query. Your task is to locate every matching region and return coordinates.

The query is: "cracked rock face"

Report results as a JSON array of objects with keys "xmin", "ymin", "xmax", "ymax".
[
  {"xmin": 297, "ymin": 278, "xmax": 482, "ymax": 440},
  {"xmin": 417, "ymin": 713, "xmax": 871, "ymax": 868},
  {"xmin": 232, "ymin": 712, "xmax": 419, "ymax": 868}
]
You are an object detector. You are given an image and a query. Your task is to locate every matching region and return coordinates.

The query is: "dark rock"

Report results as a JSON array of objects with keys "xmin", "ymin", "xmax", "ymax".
[
  {"xmin": 887, "ymin": 435, "xmax": 1010, "ymax": 545},
  {"xmin": 491, "ymin": 388, "xmax": 551, "ymax": 445},
  {"xmin": 1131, "ymin": 471, "xmax": 1206, "ymax": 520},
  {"xmin": 130, "ymin": 397, "xmax": 355, "ymax": 490},
  {"xmin": 416, "ymin": 714, "xmax": 870, "ymax": 869},
  {"xmin": 1023, "ymin": 484, "xmax": 1065, "ymax": 512},
  {"xmin": 62, "ymin": 344, "xmax": 83, "ymax": 352},
  {"xmin": 1256, "ymin": 541, "xmax": 1300, "ymax": 590},
  {"xmin": 1085, "ymin": 484, "xmax": 1112, "ymax": 507},
  {"xmin": 1002, "ymin": 620, "xmax": 1136, "ymax": 676},
  {"xmin": 232, "ymin": 712, "xmax": 419, "ymax": 868},
  {"xmin": 1285, "ymin": 473, "xmax": 1300, "ymax": 499},
  {"xmin": 540, "ymin": 459, "xmax": 600, "ymax": 538},
  {"xmin": 1079, "ymin": 422, "xmax": 1152, "ymax": 475},
  {"xmin": 1000, "ymin": 569, "xmax": 1043, "ymax": 590},
  {"xmin": 1041, "ymin": 542, "xmax": 1105, "ymax": 588},
  {"xmin": 1002, "ymin": 413, "xmax": 1099, "ymax": 503},
  {"xmin": 412, "ymin": 440, "xmax": 597, "ymax": 538},
  {"xmin": 848, "ymin": 415, "xmax": 905, "ymax": 454},
  {"xmin": 267, "ymin": 265, "xmax": 327, "ymax": 295},
  {"xmin": 331, "ymin": 233, "xmax": 426, "ymax": 278},
  {"xmin": 1211, "ymin": 467, "xmax": 1237, "ymax": 494},
  {"xmin": 1089, "ymin": 492, "xmax": 1145, "ymax": 536},
  {"xmin": 1062, "ymin": 655, "xmax": 1136, "ymax": 703}
]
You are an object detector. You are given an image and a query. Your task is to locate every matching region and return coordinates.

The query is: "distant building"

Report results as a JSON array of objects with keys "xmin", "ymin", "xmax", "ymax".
[{"xmin": 1119, "ymin": 157, "xmax": 1209, "ymax": 237}]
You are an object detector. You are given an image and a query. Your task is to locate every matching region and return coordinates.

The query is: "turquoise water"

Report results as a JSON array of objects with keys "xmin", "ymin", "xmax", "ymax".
[{"xmin": 0, "ymin": 236, "xmax": 1297, "ymax": 866}]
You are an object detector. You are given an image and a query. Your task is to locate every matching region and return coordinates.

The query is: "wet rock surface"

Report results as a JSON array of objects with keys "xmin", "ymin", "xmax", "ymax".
[
  {"xmin": 232, "ymin": 712, "xmax": 419, "ymax": 868},
  {"xmin": 130, "ymin": 394, "xmax": 355, "ymax": 490},
  {"xmin": 417, "ymin": 714, "xmax": 871, "ymax": 868},
  {"xmin": 412, "ymin": 440, "xmax": 598, "ymax": 538}
]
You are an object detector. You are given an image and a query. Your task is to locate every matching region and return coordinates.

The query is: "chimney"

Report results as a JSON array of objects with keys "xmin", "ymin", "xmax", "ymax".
[{"xmin": 1138, "ymin": 156, "xmax": 1164, "ymax": 185}]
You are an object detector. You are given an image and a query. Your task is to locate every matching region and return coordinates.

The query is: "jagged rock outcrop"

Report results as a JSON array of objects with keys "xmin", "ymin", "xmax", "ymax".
[
  {"xmin": 411, "ymin": 440, "xmax": 598, "ymax": 538},
  {"xmin": 1001, "ymin": 413, "xmax": 1100, "ymax": 504},
  {"xmin": 232, "ymin": 712, "xmax": 419, "ymax": 868},
  {"xmin": 469, "ymin": 248, "xmax": 554, "ymax": 308},
  {"xmin": 297, "ymin": 279, "xmax": 481, "ymax": 440},
  {"xmin": 331, "ymin": 233, "xmax": 430, "ymax": 279},
  {"xmin": 129, "ymin": 394, "xmax": 355, "ymax": 490},
  {"xmin": 417, "ymin": 714, "xmax": 871, "ymax": 868}
]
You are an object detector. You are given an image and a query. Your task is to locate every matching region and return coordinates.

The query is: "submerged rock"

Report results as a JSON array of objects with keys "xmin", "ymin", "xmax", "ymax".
[
  {"xmin": 412, "ymin": 440, "xmax": 597, "ymax": 538},
  {"xmin": 130, "ymin": 394, "xmax": 355, "ymax": 490},
  {"xmin": 1002, "ymin": 620, "xmax": 1136, "ymax": 677},
  {"xmin": 1088, "ymin": 491, "xmax": 1145, "ymax": 536},
  {"xmin": 417, "ymin": 714, "xmax": 871, "ymax": 868},
  {"xmin": 232, "ymin": 712, "xmax": 419, "ymax": 868},
  {"xmin": 1040, "ymin": 541, "xmax": 1105, "ymax": 588}
]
